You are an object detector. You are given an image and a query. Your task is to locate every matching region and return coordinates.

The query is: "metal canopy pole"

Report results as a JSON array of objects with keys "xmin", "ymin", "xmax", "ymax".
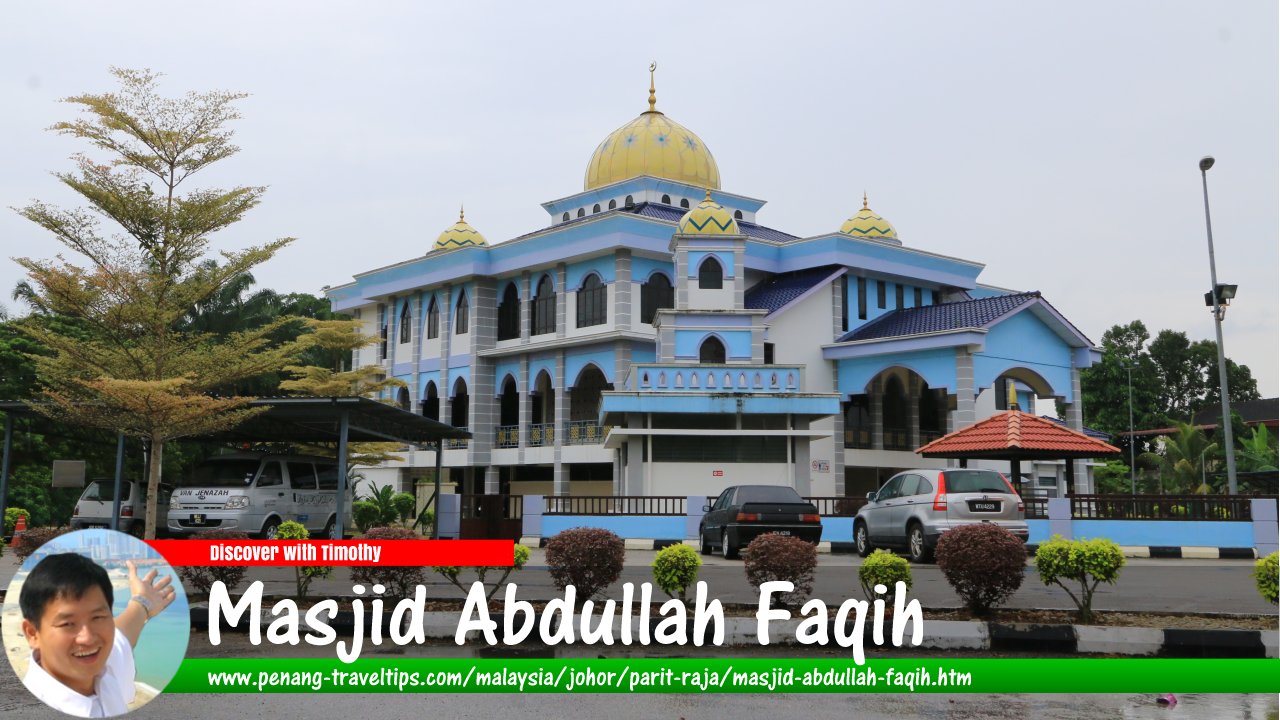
[
  {"xmin": 111, "ymin": 432, "xmax": 125, "ymax": 532},
  {"xmin": 335, "ymin": 409, "xmax": 350, "ymax": 539},
  {"xmin": 0, "ymin": 414, "xmax": 12, "ymax": 529},
  {"xmin": 433, "ymin": 439, "xmax": 443, "ymax": 540}
]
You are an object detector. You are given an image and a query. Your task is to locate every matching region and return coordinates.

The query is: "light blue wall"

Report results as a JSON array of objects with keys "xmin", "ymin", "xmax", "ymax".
[
  {"xmin": 973, "ymin": 310, "xmax": 1073, "ymax": 400},
  {"xmin": 494, "ymin": 360, "xmax": 521, "ymax": 393},
  {"xmin": 566, "ymin": 347, "xmax": 616, "ymax": 386},
  {"xmin": 674, "ymin": 330, "xmax": 752, "ymax": 359},
  {"xmin": 419, "ymin": 370, "xmax": 440, "ymax": 397},
  {"xmin": 566, "ymin": 256, "xmax": 617, "ymax": 289},
  {"xmin": 1072, "ymin": 520, "xmax": 1252, "ymax": 548},
  {"xmin": 688, "ymin": 251, "xmax": 735, "ymax": 279},
  {"xmin": 447, "ymin": 366, "xmax": 471, "ymax": 395},
  {"xmin": 632, "ymin": 347, "xmax": 656, "ymax": 364},
  {"xmin": 1028, "ymin": 519, "xmax": 1050, "ymax": 544},
  {"xmin": 837, "ymin": 348, "xmax": 958, "ymax": 395},
  {"xmin": 542, "ymin": 515, "xmax": 687, "ymax": 540},
  {"xmin": 820, "ymin": 517, "xmax": 853, "ymax": 543},
  {"xmin": 632, "ymin": 256, "xmax": 675, "ymax": 283},
  {"xmin": 529, "ymin": 355, "xmax": 556, "ymax": 386}
]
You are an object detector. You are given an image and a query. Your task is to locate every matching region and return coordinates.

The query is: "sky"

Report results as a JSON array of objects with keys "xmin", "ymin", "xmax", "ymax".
[{"xmin": 1, "ymin": 1, "xmax": 1276, "ymax": 396}]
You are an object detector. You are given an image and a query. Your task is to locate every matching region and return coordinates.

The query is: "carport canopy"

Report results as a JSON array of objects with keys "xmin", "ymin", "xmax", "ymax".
[
  {"xmin": 916, "ymin": 410, "xmax": 1120, "ymax": 495},
  {"xmin": 0, "ymin": 397, "xmax": 470, "ymax": 539}
]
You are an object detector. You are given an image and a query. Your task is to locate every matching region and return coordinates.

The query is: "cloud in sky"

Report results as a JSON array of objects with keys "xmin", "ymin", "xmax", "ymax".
[{"xmin": 1, "ymin": 1, "xmax": 1275, "ymax": 395}]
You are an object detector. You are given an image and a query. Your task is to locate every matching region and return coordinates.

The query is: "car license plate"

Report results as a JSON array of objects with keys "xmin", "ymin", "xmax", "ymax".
[
  {"xmin": 971, "ymin": 502, "xmax": 999, "ymax": 512},
  {"xmin": 192, "ymin": 514, "xmax": 205, "ymax": 524},
  {"xmin": 776, "ymin": 530, "xmax": 792, "ymax": 536}
]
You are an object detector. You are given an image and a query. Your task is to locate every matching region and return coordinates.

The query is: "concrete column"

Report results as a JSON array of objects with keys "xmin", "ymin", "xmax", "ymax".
[
  {"xmin": 436, "ymin": 494, "xmax": 461, "ymax": 539},
  {"xmin": 483, "ymin": 465, "xmax": 500, "ymax": 495},
  {"xmin": 552, "ymin": 351, "xmax": 568, "ymax": 496},
  {"xmin": 521, "ymin": 494, "xmax": 544, "ymax": 541},
  {"xmin": 1252, "ymin": 498, "xmax": 1278, "ymax": 557},
  {"xmin": 870, "ymin": 378, "xmax": 884, "ymax": 451},
  {"xmin": 1067, "ymin": 367, "xmax": 1088, "ymax": 492},
  {"xmin": 686, "ymin": 496, "xmax": 708, "ymax": 541},
  {"xmin": 831, "ymin": 364, "xmax": 846, "ymax": 497},
  {"xmin": 625, "ymin": 413, "xmax": 645, "ymax": 495},
  {"xmin": 555, "ymin": 264, "xmax": 567, "ymax": 340},
  {"xmin": 517, "ymin": 356, "xmax": 529, "ymax": 463},
  {"xmin": 792, "ymin": 418, "xmax": 812, "ymax": 495},
  {"xmin": 614, "ymin": 250, "xmax": 632, "ymax": 331},
  {"xmin": 439, "ymin": 285, "xmax": 453, "ymax": 430},
  {"xmin": 410, "ymin": 292, "xmax": 422, "ymax": 414},
  {"xmin": 907, "ymin": 376, "xmax": 922, "ymax": 449},
  {"xmin": 832, "ymin": 274, "xmax": 845, "ymax": 338},
  {"xmin": 1048, "ymin": 497, "xmax": 1072, "ymax": 540},
  {"xmin": 520, "ymin": 272, "xmax": 531, "ymax": 342},
  {"xmin": 954, "ymin": 348, "xmax": 976, "ymax": 429}
]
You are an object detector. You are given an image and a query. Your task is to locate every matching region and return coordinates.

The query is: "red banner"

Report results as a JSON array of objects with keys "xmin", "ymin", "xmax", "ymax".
[{"xmin": 146, "ymin": 540, "xmax": 514, "ymax": 567}]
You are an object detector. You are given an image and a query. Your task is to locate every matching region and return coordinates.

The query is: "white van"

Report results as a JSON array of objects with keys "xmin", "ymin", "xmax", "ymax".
[
  {"xmin": 167, "ymin": 453, "xmax": 353, "ymax": 539},
  {"xmin": 71, "ymin": 479, "xmax": 173, "ymax": 537}
]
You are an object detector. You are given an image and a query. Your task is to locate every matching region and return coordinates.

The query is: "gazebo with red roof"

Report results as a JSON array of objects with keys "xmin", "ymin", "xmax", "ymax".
[{"xmin": 916, "ymin": 410, "xmax": 1121, "ymax": 495}]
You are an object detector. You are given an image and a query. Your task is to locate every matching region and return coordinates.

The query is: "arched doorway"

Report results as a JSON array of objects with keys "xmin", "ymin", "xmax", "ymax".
[
  {"xmin": 396, "ymin": 387, "xmax": 410, "ymax": 412},
  {"xmin": 497, "ymin": 376, "xmax": 519, "ymax": 448},
  {"xmin": 451, "ymin": 377, "xmax": 469, "ymax": 430},
  {"xmin": 422, "ymin": 382, "xmax": 439, "ymax": 421},
  {"xmin": 568, "ymin": 365, "xmax": 613, "ymax": 445},
  {"xmin": 699, "ymin": 336, "xmax": 726, "ymax": 364},
  {"xmin": 529, "ymin": 370, "xmax": 554, "ymax": 446},
  {"xmin": 882, "ymin": 376, "xmax": 909, "ymax": 450}
]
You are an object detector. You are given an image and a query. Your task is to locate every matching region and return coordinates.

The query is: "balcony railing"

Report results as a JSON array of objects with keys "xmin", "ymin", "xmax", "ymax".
[
  {"xmin": 528, "ymin": 423, "xmax": 555, "ymax": 447},
  {"xmin": 803, "ymin": 496, "xmax": 868, "ymax": 517},
  {"xmin": 544, "ymin": 495, "xmax": 686, "ymax": 515},
  {"xmin": 883, "ymin": 428, "xmax": 911, "ymax": 451},
  {"xmin": 565, "ymin": 420, "xmax": 608, "ymax": 445},
  {"xmin": 843, "ymin": 429, "xmax": 872, "ymax": 449},
  {"xmin": 494, "ymin": 425, "xmax": 519, "ymax": 449},
  {"xmin": 445, "ymin": 427, "xmax": 469, "ymax": 450}
]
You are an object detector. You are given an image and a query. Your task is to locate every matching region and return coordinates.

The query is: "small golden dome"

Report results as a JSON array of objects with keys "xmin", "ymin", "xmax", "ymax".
[
  {"xmin": 677, "ymin": 189, "xmax": 739, "ymax": 235},
  {"xmin": 839, "ymin": 192, "xmax": 898, "ymax": 240},
  {"xmin": 433, "ymin": 206, "xmax": 487, "ymax": 252},
  {"xmin": 583, "ymin": 66, "xmax": 720, "ymax": 191}
]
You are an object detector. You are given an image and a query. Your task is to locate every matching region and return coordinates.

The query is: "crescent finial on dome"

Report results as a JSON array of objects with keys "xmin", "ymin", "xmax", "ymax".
[{"xmin": 648, "ymin": 62, "xmax": 658, "ymax": 113}]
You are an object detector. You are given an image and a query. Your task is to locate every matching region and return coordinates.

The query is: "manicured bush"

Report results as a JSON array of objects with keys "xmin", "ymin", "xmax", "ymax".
[
  {"xmin": 858, "ymin": 549, "xmax": 912, "ymax": 606},
  {"xmin": 350, "ymin": 526, "xmax": 427, "ymax": 599},
  {"xmin": 1034, "ymin": 535, "xmax": 1125, "ymax": 623},
  {"xmin": 545, "ymin": 528, "xmax": 625, "ymax": 602},
  {"xmin": 652, "ymin": 543, "xmax": 702, "ymax": 602},
  {"xmin": 351, "ymin": 500, "xmax": 381, "ymax": 534},
  {"xmin": 177, "ymin": 529, "xmax": 250, "ymax": 595},
  {"xmin": 935, "ymin": 524, "xmax": 1026, "ymax": 615},
  {"xmin": 743, "ymin": 533, "xmax": 817, "ymax": 608},
  {"xmin": 276, "ymin": 521, "xmax": 332, "ymax": 600},
  {"xmin": 436, "ymin": 543, "xmax": 531, "ymax": 600},
  {"xmin": 391, "ymin": 492, "xmax": 416, "ymax": 524},
  {"xmin": 1254, "ymin": 551, "xmax": 1278, "ymax": 605},
  {"xmin": 11, "ymin": 526, "xmax": 71, "ymax": 561},
  {"xmin": 5, "ymin": 507, "xmax": 30, "ymax": 535}
]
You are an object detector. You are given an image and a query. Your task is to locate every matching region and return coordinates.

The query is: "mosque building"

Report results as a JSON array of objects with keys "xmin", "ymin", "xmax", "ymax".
[{"xmin": 325, "ymin": 69, "xmax": 1102, "ymax": 502}]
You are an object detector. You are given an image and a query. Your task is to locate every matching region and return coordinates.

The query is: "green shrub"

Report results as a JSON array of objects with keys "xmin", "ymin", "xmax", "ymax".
[
  {"xmin": 435, "ymin": 543, "xmax": 530, "ymax": 601},
  {"xmin": 351, "ymin": 500, "xmax": 381, "ymax": 534},
  {"xmin": 1034, "ymin": 535, "xmax": 1125, "ymax": 623},
  {"xmin": 545, "ymin": 528, "xmax": 625, "ymax": 602},
  {"xmin": 350, "ymin": 526, "xmax": 427, "ymax": 599},
  {"xmin": 652, "ymin": 543, "xmax": 702, "ymax": 602},
  {"xmin": 859, "ymin": 549, "xmax": 912, "ymax": 606},
  {"xmin": 1168, "ymin": 504, "xmax": 1187, "ymax": 518},
  {"xmin": 276, "ymin": 521, "xmax": 332, "ymax": 600},
  {"xmin": 4, "ymin": 507, "xmax": 30, "ymax": 535},
  {"xmin": 935, "ymin": 524, "xmax": 1025, "ymax": 616},
  {"xmin": 391, "ymin": 492, "xmax": 416, "ymax": 524},
  {"xmin": 1254, "ymin": 552, "xmax": 1278, "ymax": 605},
  {"xmin": 743, "ymin": 533, "xmax": 817, "ymax": 608},
  {"xmin": 177, "ymin": 529, "xmax": 250, "ymax": 595},
  {"xmin": 11, "ymin": 526, "xmax": 71, "ymax": 561}
]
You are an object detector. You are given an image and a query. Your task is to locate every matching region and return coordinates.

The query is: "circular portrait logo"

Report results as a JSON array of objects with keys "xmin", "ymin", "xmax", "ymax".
[{"xmin": 3, "ymin": 528, "xmax": 189, "ymax": 717}]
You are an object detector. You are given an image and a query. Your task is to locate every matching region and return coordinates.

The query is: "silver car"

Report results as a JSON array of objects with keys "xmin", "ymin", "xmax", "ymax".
[{"xmin": 853, "ymin": 468, "xmax": 1028, "ymax": 563}]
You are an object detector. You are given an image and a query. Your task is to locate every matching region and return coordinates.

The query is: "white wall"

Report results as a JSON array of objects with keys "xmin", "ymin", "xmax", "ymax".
[{"xmin": 648, "ymin": 462, "xmax": 790, "ymax": 495}]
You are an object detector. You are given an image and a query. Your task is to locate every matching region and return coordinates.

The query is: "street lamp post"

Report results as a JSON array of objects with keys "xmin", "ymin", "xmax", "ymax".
[
  {"xmin": 1198, "ymin": 156, "xmax": 1238, "ymax": 495},
  {"xmin": 1125, "ymin": 363, "xmax": 1136, "ymax": 494}
]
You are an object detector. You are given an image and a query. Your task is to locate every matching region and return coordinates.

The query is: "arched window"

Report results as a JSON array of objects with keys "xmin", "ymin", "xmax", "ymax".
[
  {"xmin": 661, "ymin": 194, "xmax": 671, "ymax": 205},
  {"xmin": 576, "ymin": 273, "xmax": 607, "ymax": 328},
  {"xmin": 640, "ymin": 272, "xmax": 673, "ymax": 324},
  {"xmin": 451, "ymin": 378, "xmax": 469, "ymax": 429},
  {"xmin": 843, "ymin": 395, "xmax": 872, "ymax": 448},
  {"xmin": 577, "ymin": 208, "xmax": 585, "ymax": 218},
  {"xmin": 455, "ymin": 289, "xmax": 469, "ymax": 334},
  {"xmin": 919, "ymin": 384, "xmax": 946, "ymax": 440},
  {"xmin": 592, "ymin": 203, "xmax": 601, "ymax": 214},
  {"xmin": 734, "ymin": 210, "xmax": 743, "ymax": 220},
  {"xmin": 883, "ymin": 376, "xmax": 908, "ymax": 449},
  {"xmin": 562, "ymin": 212, "xmax": 570, "ymax": 222},
  {"xmin": 531, "ymin": 371, "xmax": 554, "ymax": 426},
  {"xmin": 422, "ymin": 382, "xmax": 439, "ymax": 421},
  {"xmin": 426, "ymin": 296, "xmax": 440, "ymax": 339},
  {"xmin": 680, "ymin": 198, "xmax": 690, "ymax": 209},
  {"xmin": 531, "ymin": 275, "xmax": 556, "ymax": 336},
  {"xmin": 570, "ymin": 365, "xmax": 613, "ymax": 424},
  {"xmin": 398, "ymin": 302, "xmax": 412, "ymax": 344},
  {"xmin": 497, "ymin": 282, "xmax": 520, "ymax": 340},
  {"xmin": 608, "ymin": 199, "xmax": 617, "ymax": 210},
  {"xmin": 697, "ymin": 256, "xmax": 724, "ymax": 290},
  {"xmin": 397, "ymin": 387, "xmax": 410, "ymax": 412},
  {"xmin": 699, "ymin": 336, "xmax": 726, "ymax": 364},
  {"xmin": 499, "ymin": 376, "xmax": 519, "ymax": 427},
  {"xmin": 624, "ymin": 195, "xmax": 634, "ymax": 207}
]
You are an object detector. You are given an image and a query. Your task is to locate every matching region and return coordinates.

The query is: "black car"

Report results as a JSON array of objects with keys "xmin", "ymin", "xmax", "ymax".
[{"xmin": 698, "ymin": 485, "xmax": 823, "ymax": 559}]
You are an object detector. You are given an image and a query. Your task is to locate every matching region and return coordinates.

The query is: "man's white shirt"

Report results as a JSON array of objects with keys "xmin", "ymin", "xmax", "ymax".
[{"xmin": 22, "ymin": 627, "xmax": 136, "ymax": 718}]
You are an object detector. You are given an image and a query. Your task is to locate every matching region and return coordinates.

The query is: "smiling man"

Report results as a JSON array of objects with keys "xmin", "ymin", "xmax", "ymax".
[{"xmin": 18, "ymin": 553, "xmax": 177, "ymax": 718}]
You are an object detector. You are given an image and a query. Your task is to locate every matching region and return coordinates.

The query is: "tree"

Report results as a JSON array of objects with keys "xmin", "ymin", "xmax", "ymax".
[
  {"xmin": 1079, "ymin": 321, "xmax": 1163, "ymax": 458},
  {"xmin": 1159, "ymin": 422, "xmax": 1220, "ymax": 494},
  {"xmin": 1237, "ymin": 425, "xmax": 1278, "ymax": 473},
  {"xmin": 13, "ymin": 68, "xmax": 307, "ymax": 538}
]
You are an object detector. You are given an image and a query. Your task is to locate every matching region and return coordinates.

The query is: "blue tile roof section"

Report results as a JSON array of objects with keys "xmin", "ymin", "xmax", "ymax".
[
  {"xmin": 1042, "ymin": 415, "xmax": 1112, "ymax": 440},
  {"xmin": 744, "ymin": 265, "xmax": 842, "ymax": 314},
  {"xmin": 633, "ymin": 203, "xmax": 799, "ymax": 243},
  {"xmin": 836, "ymin": 292, "xmax": 1041, "ymax": 342}
]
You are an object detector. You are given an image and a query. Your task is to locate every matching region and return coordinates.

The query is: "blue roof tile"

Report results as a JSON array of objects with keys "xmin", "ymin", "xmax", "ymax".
[
  {"xmin": 744, "ymin": 266, "xmax": 842, "ymax": 314},
  {"xmin": 1042, "ymin": 415, "xmax": 1112, "ymax": 440},
  {"xmin": 836, "ymin": 292, "xmax": 1041, "ymax": 342}
]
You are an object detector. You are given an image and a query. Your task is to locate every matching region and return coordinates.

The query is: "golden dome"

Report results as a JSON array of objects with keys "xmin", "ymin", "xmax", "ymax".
[
  {"xmin": 839, "ymin": 193, "xmax": 898, "ymax": 240},
  {"xmin": 677, "ymin": 190, "xmax": 739, "ymax": 235},
  {"xmin": 433, "ymin": 206, "xmax": 487, "ymax": 252},
  {"xmin": 583, "ymin": 66, "xmax": 720, "ymax": 191}
]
